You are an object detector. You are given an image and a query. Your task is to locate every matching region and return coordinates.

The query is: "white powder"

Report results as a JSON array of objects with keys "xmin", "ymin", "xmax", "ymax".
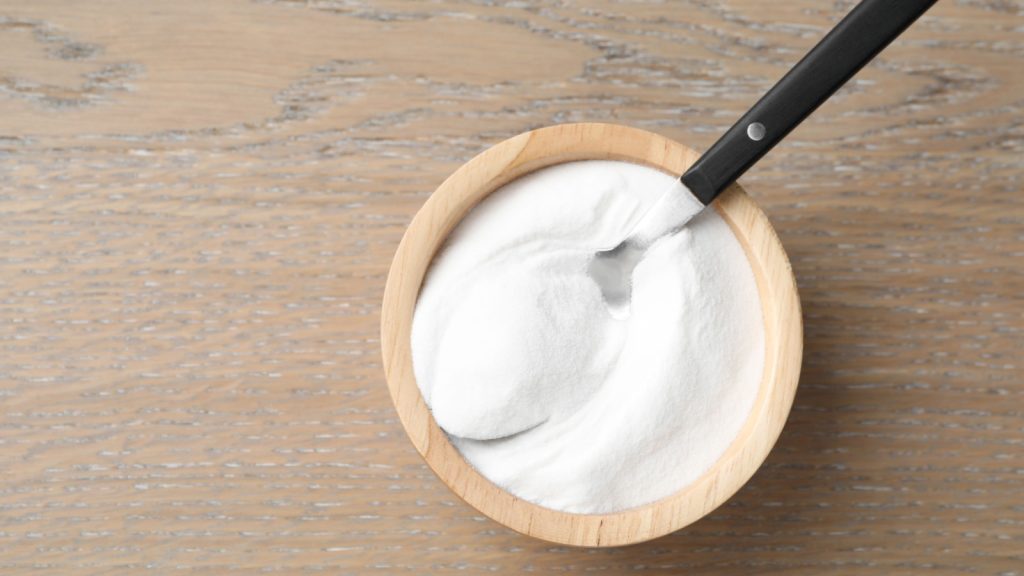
[{"xmin": 411, "ymin": 160, "xmax": 764, "ymax": 514}]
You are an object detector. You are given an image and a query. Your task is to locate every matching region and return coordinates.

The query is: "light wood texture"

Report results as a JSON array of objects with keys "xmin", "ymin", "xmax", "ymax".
[
  {"xmin": 381, "ymin": 122, "xmax": 803, "ymax": 546},
  {"xmin": 1, "ymin": 0, "xmax": 1021, "ymax": 571}
]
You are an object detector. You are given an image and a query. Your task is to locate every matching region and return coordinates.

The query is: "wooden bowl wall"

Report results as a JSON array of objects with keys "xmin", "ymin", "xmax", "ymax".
[{"xmin": 381, "ymin": 123, "xmax": 803, "ymax": 547}]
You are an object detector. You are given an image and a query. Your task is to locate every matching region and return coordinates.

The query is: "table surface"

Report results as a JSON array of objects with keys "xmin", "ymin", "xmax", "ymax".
[{"xmin": 1, "ymin": 0, "xmax": 1022, "ymax": 573}]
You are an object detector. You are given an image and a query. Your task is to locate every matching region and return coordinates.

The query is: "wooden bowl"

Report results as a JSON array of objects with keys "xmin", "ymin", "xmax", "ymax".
[{"xmin": 381, "ymin": 123, "xmax": 802, "ymax": 547}]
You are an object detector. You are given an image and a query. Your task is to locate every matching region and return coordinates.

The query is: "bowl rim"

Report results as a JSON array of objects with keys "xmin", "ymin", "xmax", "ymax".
[{"xmin": 380, "ymin": 122, "xmax": 803, "ymax": 547}]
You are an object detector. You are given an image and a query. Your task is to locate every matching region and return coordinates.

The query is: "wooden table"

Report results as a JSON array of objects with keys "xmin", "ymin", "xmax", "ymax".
[{"xmin": 1, "ymin": 1, "xmax": 1021, "ymax": 573}]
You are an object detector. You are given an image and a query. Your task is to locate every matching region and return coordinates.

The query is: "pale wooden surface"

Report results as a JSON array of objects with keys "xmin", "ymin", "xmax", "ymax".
[
  {"xmin": 381, "ymin": 123, "xmax": 803, "ymax": 546},
  {"xmin": 1, "ymin": 0, "xmax": 1022, "ymax": 572}
]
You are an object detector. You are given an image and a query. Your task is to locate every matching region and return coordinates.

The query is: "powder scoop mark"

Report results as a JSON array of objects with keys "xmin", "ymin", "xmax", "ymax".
[{"xmin": 429, "ymin": 251, "xmax": 611, "ymax": 440}]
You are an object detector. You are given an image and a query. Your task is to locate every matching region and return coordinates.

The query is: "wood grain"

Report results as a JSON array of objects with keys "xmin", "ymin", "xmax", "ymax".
[{"xmin": 1, "ymin": 0, "xmax": 1021, "ymax": 572}]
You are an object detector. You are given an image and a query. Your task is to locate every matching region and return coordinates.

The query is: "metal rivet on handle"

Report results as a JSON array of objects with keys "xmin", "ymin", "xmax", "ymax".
[{"xmin": 747, "ymin": 122, "xmax": 766, "ymax": 141}]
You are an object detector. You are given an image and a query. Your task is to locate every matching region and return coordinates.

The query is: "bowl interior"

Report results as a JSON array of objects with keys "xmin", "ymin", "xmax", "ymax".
[{"xmin": 381, "ymin": 122, "xmax": 802, "ymax": 547}]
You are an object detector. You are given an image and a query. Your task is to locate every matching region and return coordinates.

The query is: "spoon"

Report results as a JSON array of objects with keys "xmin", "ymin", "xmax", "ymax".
[{"xmin": 589, "ymin": 0, "xmax": 939, "ymax": 314}]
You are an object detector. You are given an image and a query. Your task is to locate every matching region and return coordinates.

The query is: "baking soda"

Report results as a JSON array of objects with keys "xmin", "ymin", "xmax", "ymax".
[{"xmin": 411, "ymin": 160, "xmax": 764, "ymax": 513}]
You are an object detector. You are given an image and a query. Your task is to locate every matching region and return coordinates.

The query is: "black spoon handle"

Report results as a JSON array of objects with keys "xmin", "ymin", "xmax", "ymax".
[{"xmin": 681, "ymin": 0, "xmax": 939, "ymax": 204}]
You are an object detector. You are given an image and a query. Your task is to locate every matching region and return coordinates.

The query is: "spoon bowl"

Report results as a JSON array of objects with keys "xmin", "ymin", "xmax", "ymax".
[{"xmin": 381, "ymin": 122, "xmax": 803, "ymax": 546}]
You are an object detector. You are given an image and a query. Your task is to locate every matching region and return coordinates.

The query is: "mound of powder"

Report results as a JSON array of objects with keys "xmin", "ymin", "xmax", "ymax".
[{"xmin": 411, "ymin": 160, "xmax": 764, "ymax": 514}]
